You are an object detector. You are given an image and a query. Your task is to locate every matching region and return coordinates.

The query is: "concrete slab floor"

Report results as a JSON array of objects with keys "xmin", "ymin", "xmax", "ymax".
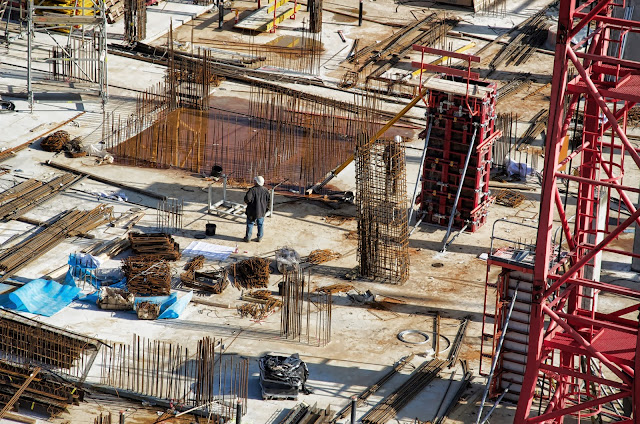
[{"xmin": 0, "ymin": 0, "xmax": 639, "ymax": 423}]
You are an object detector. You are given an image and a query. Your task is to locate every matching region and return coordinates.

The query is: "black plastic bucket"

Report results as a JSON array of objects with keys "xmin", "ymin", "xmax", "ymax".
[
  {"xmin": 211, "ymin": 165, "xmax": 223, "ymax": 178},
  {"xmin": 205, "ymin": 223, "xmax": 217, "ymax": 236}
]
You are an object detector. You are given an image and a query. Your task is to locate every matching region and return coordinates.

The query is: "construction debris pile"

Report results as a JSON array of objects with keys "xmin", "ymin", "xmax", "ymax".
[
  {"xmin": 40, "ymin": 130, "xmax": 70, "ymax": 152},
  {"xmin": 123, "ymin": 256, "xmax": 171, "ymax": 295},
  {"xmin": 231, "ymin": 257, "xmax": 270, "ymax": 289},
  {"xmin": 259, "ymin": 353, "xmax": 311, "ymax": 400}
]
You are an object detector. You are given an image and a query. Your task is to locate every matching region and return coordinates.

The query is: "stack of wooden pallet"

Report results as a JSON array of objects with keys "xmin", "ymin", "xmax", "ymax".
[{"xmin": 104, "ymin": 0, "xmax": 124, "ymax": 23}]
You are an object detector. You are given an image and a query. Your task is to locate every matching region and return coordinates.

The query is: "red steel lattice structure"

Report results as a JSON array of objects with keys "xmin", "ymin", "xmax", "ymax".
[{"xmin": 483, "ymin": 0, "xmax": 640, "ymax": 422}]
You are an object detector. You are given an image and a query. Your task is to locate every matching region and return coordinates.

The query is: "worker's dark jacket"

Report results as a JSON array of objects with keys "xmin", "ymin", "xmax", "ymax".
[{"xmin": 244, "ymin": 185, "xmax": 270, "ymax": 220}]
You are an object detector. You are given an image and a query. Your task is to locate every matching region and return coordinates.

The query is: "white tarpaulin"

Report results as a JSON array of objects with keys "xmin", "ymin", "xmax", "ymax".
[{"xmin": 182, "ymin": 241, "xmax": 235, "ymax": 261}]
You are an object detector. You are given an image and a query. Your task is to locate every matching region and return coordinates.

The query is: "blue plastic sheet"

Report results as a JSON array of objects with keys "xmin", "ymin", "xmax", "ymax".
[
  {"xmin": 134, "ymin": 291, "xmax": 192, "ymax": 319},
  {"xmin": 158, "ymin": 291, "xmax": 192, "ymax": 319},
  {"xmin": 0, "ymin": 279, "xmax": 81, "ymax": 316}
]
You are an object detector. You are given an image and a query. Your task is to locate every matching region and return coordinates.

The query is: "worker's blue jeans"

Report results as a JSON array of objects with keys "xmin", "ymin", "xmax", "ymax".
[{"xmin": 245, "ymin": 217, "xmax": 264, "ymax": 240}]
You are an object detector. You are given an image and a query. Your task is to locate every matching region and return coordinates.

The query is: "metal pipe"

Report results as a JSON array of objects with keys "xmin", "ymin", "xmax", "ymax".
[
  {"xmin": 441, "ymin": 126, "xmax": 478, "ymax": 252},
  {"xmin": 408, "ymin": 120, "xmax": 432, "ymax": 226},
  {"xmin": 358, "ymin": 0, "xmax": 363, "ymax": 26},
  {"xmin": 479, "ymin": 383, "xmax": 512, "ymax": 424},
  {"xmin": 236, "ymin": 399, "xmax": 242, "ymax": 424},
  {"xmin": 351, "ymin": 395, "xmax": 357, "ymax": 423}
]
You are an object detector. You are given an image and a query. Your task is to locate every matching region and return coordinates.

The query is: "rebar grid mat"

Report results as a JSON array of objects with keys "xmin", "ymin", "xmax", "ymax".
[
  {"xmin": 123, "ymin": 256, "xmax": 171, "ymax": 296},
  {"xmin": 494, "ymin": 189, "xmax": 526, "ymax": 208},
  {"xmin": 156, "ymin": 197, "xmax": 183, "ymax": 233},
  {"xmin": 0, "ymin": 360, "xmax": 81, "ymax": 417},
  {"xmin": 0, "ymin": 310, "xmax": 100, "ymax": 378},
  {"xmin": 280, "ymin": 269, "xmax": 332, "ymax": 346},
  {"xmin": 361, "ymin": 359, "xmax": 450, "ymax": 424},
  {"xmin": 0, "ymin": 204, "xmax": 113, "ymax": 282},
  {"xmin": 100, "ymin": 335, "xmax": 249, "ymax": 419},
  {"xmin": 124, "ymin": 0, "xmax": 146, "ymax": 43},
  {"xmin": 230, "ymin": 257, "xmax": 270, "ymax": 289},
  {"xmin": 355, "ymin": 132, "xmax": 409, "ymax": 284}
]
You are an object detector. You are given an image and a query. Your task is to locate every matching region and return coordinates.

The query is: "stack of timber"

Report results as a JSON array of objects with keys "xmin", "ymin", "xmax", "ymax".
[{"xmin": 104, "ymin": 0, "xmax": 124, "ymax": 23}]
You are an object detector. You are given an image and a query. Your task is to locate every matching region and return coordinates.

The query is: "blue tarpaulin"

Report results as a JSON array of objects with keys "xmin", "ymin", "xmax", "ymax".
[{"xmin": 0, "ymin": 279, "xmax": 81, "ymax": 316}]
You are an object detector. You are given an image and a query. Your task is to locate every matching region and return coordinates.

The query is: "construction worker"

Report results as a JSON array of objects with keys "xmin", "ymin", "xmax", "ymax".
[{"xmin": 243, "ymin": 176, "xmax": 270, "ymax": 242}]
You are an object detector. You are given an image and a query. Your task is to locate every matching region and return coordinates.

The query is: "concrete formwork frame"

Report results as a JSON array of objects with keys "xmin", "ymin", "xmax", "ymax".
[
  {"xmin": 418, "ymin": 77, "xmax": 500, "ymax": 233},
  {"xmin": 26, "ymin": 0, "xmax": 108, "ymax": 111},
  {"xmin": 509, "ymin": 0, "xmax": 640, "ymax": 422}
]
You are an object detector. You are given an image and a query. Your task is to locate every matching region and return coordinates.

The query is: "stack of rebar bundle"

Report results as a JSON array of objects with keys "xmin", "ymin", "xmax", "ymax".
[
  {"xmin": 128, "ymin": 232, "xmax": 180, "ymax": 260},
  {"xmin": 239, "ymin": 289, "xmax": 282, "ymax": 320},
  {"xmin": 0, "ymin": 360, "xmax": 83, "ymax": 417},
  {"xmin": 179, "ymin": 255, "xmax": 229, "ymax": 293},
  {"xmin": 361, "ymin": 358, "xmax": 450, "ymax": 424},
  {"xmin": 516, "ymin": 109, "xmax": 549, "ymax": 150},
  {"xmin": 0, "ymin": 173, "xmax": 81, "ymax": 221},
  {"xmin": 230, "ymin": 257, "xmax": 270, "ymax": 289},
  {"xmin": 0, "ymin": 205, "xmax": 112, "ymax": 282},
  {"xmin": 123, "ymin": 256, "xmax": 171, "ymax": 295}
]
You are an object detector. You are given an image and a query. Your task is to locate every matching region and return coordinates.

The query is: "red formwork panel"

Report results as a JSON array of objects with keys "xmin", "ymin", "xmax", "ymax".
[{"xmin": 419, "ymin": 76, "xmax": 499, "ymax": 232}]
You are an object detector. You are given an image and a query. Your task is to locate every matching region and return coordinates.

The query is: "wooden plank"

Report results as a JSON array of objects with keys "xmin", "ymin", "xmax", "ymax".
[{"xmin": 234, "ymin": 3, "xmax": 300, "ymax": 32}]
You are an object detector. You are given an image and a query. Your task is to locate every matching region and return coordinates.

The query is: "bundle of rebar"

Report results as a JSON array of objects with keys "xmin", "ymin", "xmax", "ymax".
[
  {"xmin": 0, "ymin": 179, "xmax": 43, "ymax": 205},
  {"xmin": 332, "ymin": 354, "xmax": 415, "ymax": 423},
  {"xmin": 128, "ymin": 232, "xmax": 180, "ymax": 260},
  {"xmin": 231, "ymin": 257, "xmax": 270, "ymax": 289},
  {"xmin": 84, "ymin": 236, "xmax": 131, "ymax": 258},
  {"xmin": 0, "ymin": 360, "xmax": 83, "ymax": 417},
  {"xmin": 0, "ymin": 205, "xmax": 112, "ymax": 282},
  {"xmin": 40, "ymin": 130, "xmax": 70, "ymax": 152},
  {"xmin": 123, "ymin": 256, "xmax": 171, "ymax": 295},
  {"xmin": 516, "ymin": 109, "xmax": 549, "ymax": 150},
  {"xmin": 361, "ymin": 359, "xmax": 450, "ymax": 424},
  {"xmin": 496, "ymin": 76, "xmax": 531, "ymax": 103},
  {"xmin": 307, "ymin": 249, "xmax": 341, "ymax": 264},
  {"xmin": 317, "ymin": 283, "xmax": 354, "ymax": 294},
  {"xmin": 0, "ymin": 173, "xmax": 81, "ymax": 221},
  {"xmin": 184, "ymin": 255, "xmax": 205, "ymax": 272},
  {"xmin": 237, "ymin": 301, "xmax": 279, "ymax": 320},
  {"xmin": 489, "ymin": 8, "xmax": 551, "ymax": 70}
]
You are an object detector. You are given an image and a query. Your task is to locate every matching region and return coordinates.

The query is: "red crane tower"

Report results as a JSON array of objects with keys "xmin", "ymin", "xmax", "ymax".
[{"xmin": 480, "ymin": 0, "xmax": 640, "ymax": 422}]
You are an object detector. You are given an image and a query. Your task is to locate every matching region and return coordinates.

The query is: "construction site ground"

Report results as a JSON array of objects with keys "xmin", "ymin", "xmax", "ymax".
[{"xmin": 1, "ymin": 0, "xmax": 640, "ymax": 423}]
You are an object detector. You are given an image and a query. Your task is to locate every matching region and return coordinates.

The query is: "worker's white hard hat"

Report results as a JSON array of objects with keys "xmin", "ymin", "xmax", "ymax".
[{"xmin": 255, "ymin": 176, "xmax": 264, "ymax": 186}]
